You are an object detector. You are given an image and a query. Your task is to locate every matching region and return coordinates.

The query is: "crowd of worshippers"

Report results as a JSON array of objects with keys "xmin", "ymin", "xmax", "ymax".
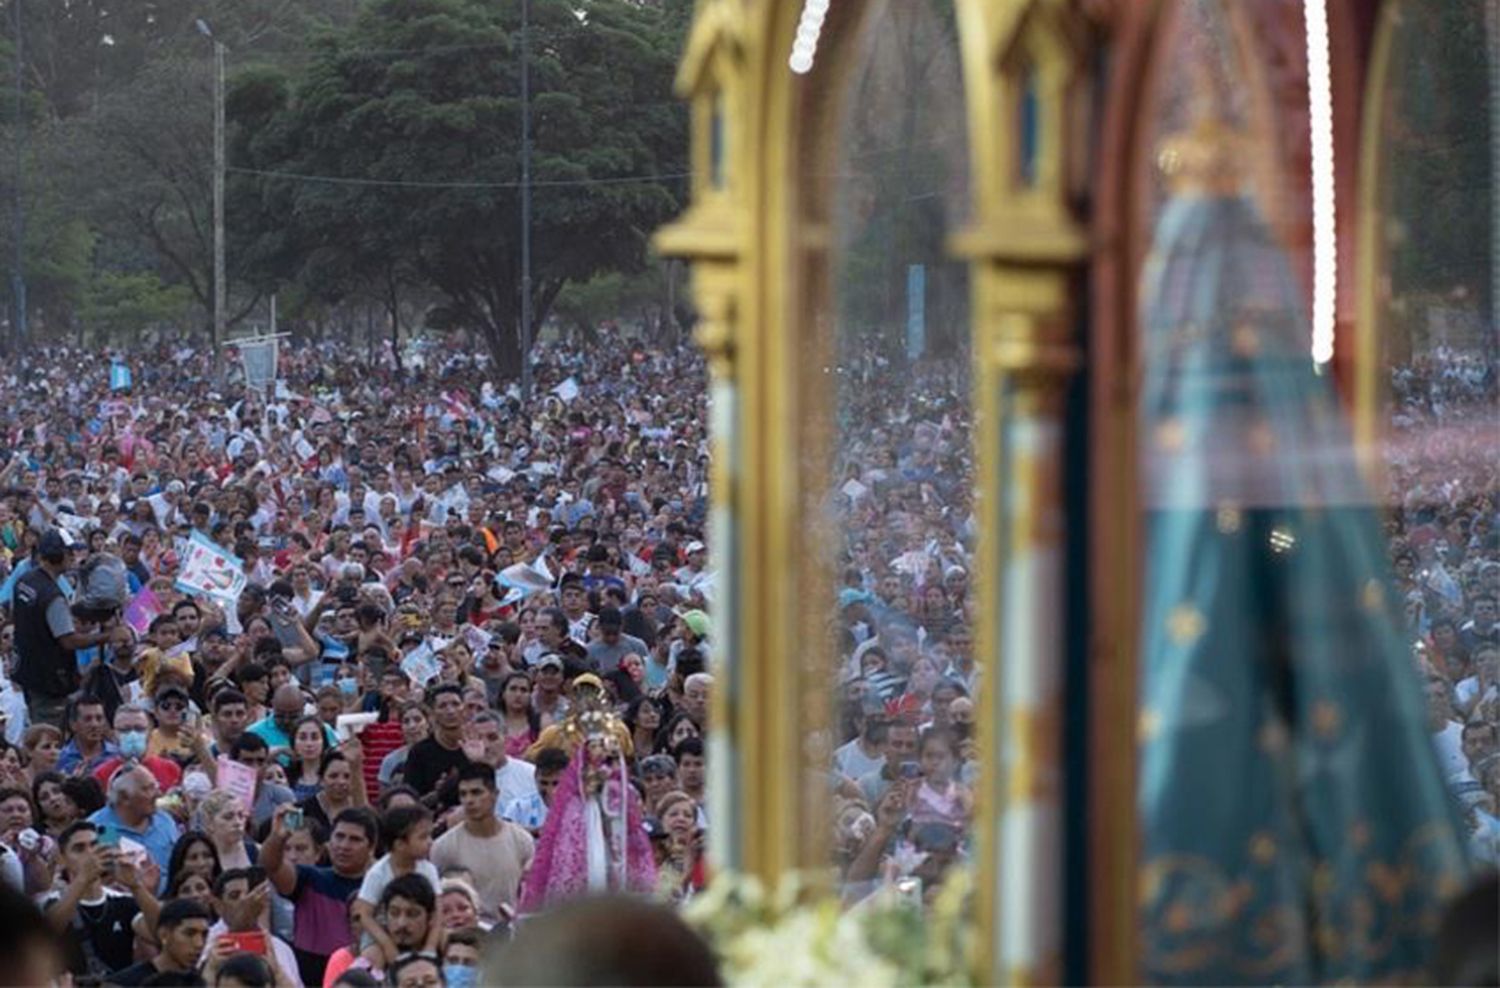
[
  {"xmin": 0, "ymin": 333, "xmax": 718, "ymax": 985},
  {"xmin": 0, "ymin": 325, "xmax": 1488, "ymax": 985},
  {"xmin": 1390, "ymin": 348, "xmax": 1500, "ymax": 863}
]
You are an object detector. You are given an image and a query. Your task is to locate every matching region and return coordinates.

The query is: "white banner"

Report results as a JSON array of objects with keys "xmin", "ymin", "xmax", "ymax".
[
  {"xmin": 552, "ymin": 377, "xmax": 580, "ymax": 403},
  {"xmin": 240, "ymin": 337, "xmax": 279, "ymax": 394}
]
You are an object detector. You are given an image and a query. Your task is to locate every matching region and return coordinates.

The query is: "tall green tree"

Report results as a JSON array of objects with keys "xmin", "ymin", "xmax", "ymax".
[
  {"xmin": 2, "ymin": 0, "xmax": 360, "ymax": 346},
  {"xmin": 235, "ymin": 0, "xmax": 687, "ymax": 377}
]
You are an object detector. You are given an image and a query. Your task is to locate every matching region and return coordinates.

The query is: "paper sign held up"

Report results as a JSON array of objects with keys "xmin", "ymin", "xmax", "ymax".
[
  {"xmin": 123, "ymin": 587, "xmax": 164, "ymax": 636},
  {"xmin": 461, "ymin": 625, "xmax": 493, "ymax": 654},
  {"xmin": 336, "ymin": 712, "xmax": 379, "ymax": 742},
  {"xmin": 175, "ymin": 531, "xmax": 248, "ymax": 605},
  {"xmin": 401, "ymin": 643, "xmax": 442, "ymax": 687},
  {"xmin": 216, "ymin": 756, "xmax": 258, "ymax": 816}
]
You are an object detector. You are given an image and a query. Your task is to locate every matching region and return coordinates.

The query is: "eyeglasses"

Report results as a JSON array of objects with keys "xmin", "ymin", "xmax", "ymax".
[{"xmin": 158, "ymin": 699, "xmax": 187, "ymax": 712}]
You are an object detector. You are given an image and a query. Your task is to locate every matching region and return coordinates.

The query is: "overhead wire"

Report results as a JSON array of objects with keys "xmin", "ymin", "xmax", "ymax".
[
  {"xmin": 226, "ymin": 165, "xmax": 689, "ymax": 189},
  {"xmin": 221, "ymin": 23, "xmax": 639, "ymax": 60}
]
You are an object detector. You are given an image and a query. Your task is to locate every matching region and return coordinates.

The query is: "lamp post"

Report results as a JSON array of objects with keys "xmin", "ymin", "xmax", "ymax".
[
  {"xmin": 11, "ymin": 0, "xmax": 26, "ymax": 351},
  {"xmin": 196, "ymin": 18, "xmax": 226, "ymax": 381},
  {"xmin": 519, "ymin": 0, "xmax": 533, "ymax": 400}
]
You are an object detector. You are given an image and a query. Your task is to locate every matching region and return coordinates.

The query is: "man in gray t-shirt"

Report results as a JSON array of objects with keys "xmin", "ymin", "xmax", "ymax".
[{"xmin": 585, "ymin": 606, "xmax": 650, "ymax": 675}]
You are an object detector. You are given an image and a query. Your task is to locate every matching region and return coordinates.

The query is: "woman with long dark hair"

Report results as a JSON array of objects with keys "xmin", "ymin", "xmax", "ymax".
[{"xmin": 498, "ymin": 672, "xmax": 541, "ymax": 758}]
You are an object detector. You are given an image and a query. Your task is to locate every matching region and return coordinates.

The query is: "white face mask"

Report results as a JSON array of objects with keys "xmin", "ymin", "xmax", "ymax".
[
  {"xmin": 119, "ymin": 730, "xmax": 149, "ymax": 759},
  {"xmin": 850, "ymin": 621, "xmax": 872, "ymax": 644}
]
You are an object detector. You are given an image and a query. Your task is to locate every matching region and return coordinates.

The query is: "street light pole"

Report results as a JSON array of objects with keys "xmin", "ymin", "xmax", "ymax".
[
  {"xmin": 11, "ymin": 0, "xmax": 27, "ymax": 351},
  {"xmin": 211, "ymin": 37, "xmax": 226, "ymax": 382},
  {"xmin": 519, "ymin": 0, "xmax": 533, "ymax": 400},
  {"xmin": 197, "ymin": 19, "xmax": 226, "ymax": 382}
]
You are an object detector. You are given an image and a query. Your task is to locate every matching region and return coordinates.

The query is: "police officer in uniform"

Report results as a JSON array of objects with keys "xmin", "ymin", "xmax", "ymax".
[{"xmin": 12, "ymin": 530, "xmax": 129, "ymax": 728}]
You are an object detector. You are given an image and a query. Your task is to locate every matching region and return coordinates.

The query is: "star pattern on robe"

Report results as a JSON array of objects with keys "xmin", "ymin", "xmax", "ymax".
[{"xmin": 1167, "ymin": 603, "xmax": 1206, "ymax": 646}]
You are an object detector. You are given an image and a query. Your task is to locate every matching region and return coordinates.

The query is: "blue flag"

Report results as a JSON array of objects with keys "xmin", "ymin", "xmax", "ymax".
[
  {"xmin": 1135, "ymin": 182, "xmax": 1469, "ymax": 981},
  {"xmin": 109, "ymin": 360, "xmax": 132, "ymax": 391}
]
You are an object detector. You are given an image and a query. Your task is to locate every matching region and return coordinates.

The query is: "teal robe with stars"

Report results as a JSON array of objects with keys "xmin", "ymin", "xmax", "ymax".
[{"xmin": 1136, "ymin": 188, "xmax": 1469, "ymax": 984}]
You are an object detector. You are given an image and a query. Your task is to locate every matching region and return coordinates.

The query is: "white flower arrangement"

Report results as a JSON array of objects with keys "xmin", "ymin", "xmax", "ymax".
[{"xmin": 682, "ymin": 869, "xmax": 975, "ymax": 987}]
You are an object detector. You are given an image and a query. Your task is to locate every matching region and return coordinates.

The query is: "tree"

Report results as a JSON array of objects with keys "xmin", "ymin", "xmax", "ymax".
[
  {"xmin": 80, "ymin": 269, "xmax": 193, "ymax": 342},
  {"xmin": 553, "ymin": 254, "xmax": 690, "ymax": 343},
  {"xmin": 56, "ymin": 54, "xmax": 269, "ymax": 332},
  {"xmin": 0, "ymin": 0, "xmax": 362, "ymax": 347},
  {"xmin": 834, "ymin": 0, "xmax": 969, "ymax": 366},
  {"xmin": 235, "ymin": 0, "xmax": 688, "ymax": 378}
]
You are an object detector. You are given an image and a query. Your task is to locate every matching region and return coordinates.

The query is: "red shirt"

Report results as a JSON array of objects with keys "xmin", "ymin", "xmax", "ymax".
[{"xmin": 356, "ymin": 721, "xmax": 404, "ymax": 799}]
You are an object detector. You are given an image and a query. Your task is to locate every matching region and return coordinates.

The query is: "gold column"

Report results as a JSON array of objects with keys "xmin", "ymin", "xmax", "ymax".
[
  {"xmin": 963, "ymin": 260, "xmax": 1083, "ymax": 987},
  {"xmin": 1353, "ymin": 0, "xmax": 1399, "ymax": 476},
  {"xmin": 952, "ymin": 1, "xmax": 1091, "ymax": 983},
  {"xmin": 653, "ymin": 0, "xmax": 752, "ymax": 873}
]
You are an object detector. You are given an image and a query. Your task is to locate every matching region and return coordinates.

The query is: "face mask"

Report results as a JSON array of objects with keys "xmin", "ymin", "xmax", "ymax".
[
  {"xmin": 444, "ymin": 964, "xmax": 478, "ymax": 988},
  {"xmin": 119, "ymin": 730, "xmax": 148, "ymax": 760},
  {"xmin": 337, "ymin": 677, "xmax": 360, "ymax": 696}
]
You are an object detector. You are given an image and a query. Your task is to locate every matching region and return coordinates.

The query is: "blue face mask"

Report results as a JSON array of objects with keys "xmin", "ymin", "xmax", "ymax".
[
  {"xmin": 443, "ymin": 964, "xmax": 478, "ymax": 988},
  {"xmin": 119, "ymin": 730, "xmax": 148, "ymax": 760},
  {"xmin": 337, "ymin": 677, "xmax": 360, "ymax": 696}
]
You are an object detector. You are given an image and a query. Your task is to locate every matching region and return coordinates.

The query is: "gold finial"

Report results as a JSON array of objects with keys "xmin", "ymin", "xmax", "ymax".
[
  {"xmin": 1155, "ymin": 55, "xmax": 1249, "ymax": 196},
  {"xmin": 1156, "ymin": 117, "xmax": 1248, "ymax": 196}
]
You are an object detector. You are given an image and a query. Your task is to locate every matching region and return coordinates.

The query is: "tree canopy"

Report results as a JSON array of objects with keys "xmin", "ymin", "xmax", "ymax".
[
  {"xmin": 232, "ymin": 0, "xmax": 688, "ymax": 375},
  {"xmin": 1, "ymin": 0, "xmax": 689, "ymax": 362}
]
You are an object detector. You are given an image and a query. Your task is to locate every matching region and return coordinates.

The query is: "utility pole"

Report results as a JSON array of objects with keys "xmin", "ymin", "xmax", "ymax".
[
  {"xmin": 197, "ymin": 19, "xmax": 226, "ymax": 382},
  {"xmin": 519, "ymin": 0, "xmax": 533, "ymax": 400},
  {"xmin": 11, "ymin": 0, "xmax": 27, "ymax": 351},
  {"xmin": 1489, "ymin": 0, "xmax": 1500, "ymax": 365}
]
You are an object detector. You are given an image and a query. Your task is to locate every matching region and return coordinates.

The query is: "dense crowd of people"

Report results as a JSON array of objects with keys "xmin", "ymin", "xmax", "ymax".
[
  {"xmin": 821, "ymin": 349, "xmax": 979, "ymax": 902},
  {"xmin": 1390, "ymin": 347, "xmax": 1500, "ymax": 864},
  {"xmin": 0, "ymin": 322, "xmax": 1488, "ymax": 984},
  {"xmin": 0, "ymin": 332, "xmax": 719, "ymax": 985}
]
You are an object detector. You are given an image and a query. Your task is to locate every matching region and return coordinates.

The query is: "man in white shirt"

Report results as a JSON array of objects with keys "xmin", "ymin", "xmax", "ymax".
[
  {"xmin": 1428, "ymin": 677, "xmax": 1469, "ymax": 783},
  {"xmin": 362, "ymin": 471, "xmax": 394, "ymax": 521},
  {"xmin": 470, "ymin": 712, "xmax": 538, "ymax": 808},
  {"xmin": 1455, "ymin": 647, "xmax": 1499, "ymax": 717},
  {"xmin": 834, "ymin": 717, "xmax": 888, "ymax": 784},
  {"xmin": 675, "ymin": 541, "xmax": 710, "ymax": 591}
]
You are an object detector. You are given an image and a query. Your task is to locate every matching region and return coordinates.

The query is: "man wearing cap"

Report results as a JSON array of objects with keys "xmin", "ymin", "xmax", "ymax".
[
  {"xmin": 674, "ymin": 609, "xmax": 711, "ymax": 670},
  {"xmin": 675, "ymin": 541, "xmax": 709, "ymax": 591},
  {"xmin": 13, "ymin": 530, "xmax": 131, "ymax": 728},
  {"xmin": 530, "ymin": 653, "xmax": 570, "ymax": 726}
]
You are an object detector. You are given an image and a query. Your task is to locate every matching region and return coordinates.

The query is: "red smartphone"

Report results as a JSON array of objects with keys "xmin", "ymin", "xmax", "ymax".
[{"xmin": 220, "ymin": 931, "xmax": 267, "ymax": 956}]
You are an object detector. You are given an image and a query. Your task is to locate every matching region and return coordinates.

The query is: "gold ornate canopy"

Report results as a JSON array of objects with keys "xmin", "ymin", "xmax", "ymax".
[{"xmin": 657, "ymin": 1, "xmax": 1096, "ymax": 982}]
